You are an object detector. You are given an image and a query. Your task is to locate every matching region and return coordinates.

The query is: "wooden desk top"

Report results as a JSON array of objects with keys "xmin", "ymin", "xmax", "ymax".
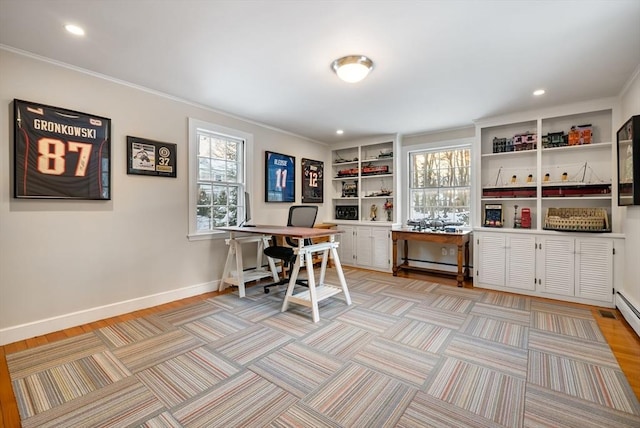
[{"xmin": 217, "ymin": 225, "xmax": 343, "ymax": 239}]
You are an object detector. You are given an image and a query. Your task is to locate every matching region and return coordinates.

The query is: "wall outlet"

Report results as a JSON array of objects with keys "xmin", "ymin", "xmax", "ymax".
[
  {"xmin": 449, "ymin": 248, "xmax": 456, "ymax": 256},
  {"xmin": 441, "ymin": 247, "xmax": 448, "ymax": 256}
]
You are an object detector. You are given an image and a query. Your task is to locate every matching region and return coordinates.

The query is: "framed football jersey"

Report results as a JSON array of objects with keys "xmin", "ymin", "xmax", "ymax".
[{"xmin": 14, "ymin": 99, "xmax": 111, "ymax": 200}]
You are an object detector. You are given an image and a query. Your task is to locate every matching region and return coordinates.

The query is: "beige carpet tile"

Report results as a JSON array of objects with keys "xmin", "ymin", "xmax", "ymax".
[
  {"xmin": 528, "ymin": 329, "xmax": 620, "ymax": 368},
  {"xmin": 383, "ymin": 318, "xmax": 453, "ymax": 354},
  {"xmin": 234, "ymin": 299, "xmax": 284, "ymax": 322},
  {"xmin": 20, "ymin": 376, "xmax": 164, "ymax": 428},
  {"xmin": 530, "ymin": 299, "xmax": 594, "ymax": 319},
  {"xmin": 96, "ymin": 315, "xmax": 177, "ymax": 348},
  {"xmin": 530, "ymin": 310, "xmax": 606, "ymax": 342},
  {"xmin": 397, "ymin": 279, "xmax": 441, "ymax": 293},
  {"xmin": 304, "ymin": 362, "xmax": 416, "ymax": 427},
  {"xmin": 334, "ymin": 306, "xmax": 399, "ymax": 334},
  {"xmin": 352, "ymin": 337, "xmax": 439, "ymax": 388},
  {"xmin": 427, "ymin": 357, "xmax": 526, "ymax": 427},
  {"xmin": 6, "ymin": 332, "xmax": 106, "ymax": 379},
  {"xmin": 249, "ymin": 342, "xmax": 343, "ymax": 398},
  {"xmin": 470, "ymin": 301, "xmax": 531, "ymax": 325},
  {"xmin": 156, "ymin": 300, "xmax": 220, "ymax": 326},
  {"xmin": 430, "ymin": 284, "xmax": 485, "ymax": 301},
  {"xmin": 444, "ymin": 334, "xmax": 529, "ymax": 378},
  {"xmin": 180, "ymin": 310, "xmax": 254, "ymax": 342},
  {"xmin": 460, "ymin": 315, "xmax": 529, "ymax": 348},
  {"xmin": 137, "ymin": 411, "xmax": 183, "ymax": 428},
  {"xmin": 380, "ymin": 286, "xmax": 435, "ymax": 303},
  {"xmin": 205, "ymin": 291, "xmax": 262, "ymax": 311},
  {"xmin": 206, "ymin": 324, "xmax": 293, "ymax": 365},
  {"xmin": 528, "ymin": 349, "xmax": 640, "ymax": 413},
  {"xmin": 261, "ymin": 310, "xmax": 332, "ymax": 338},
  {"xmin": 171, "ymin": 371, "xmax": 297, "ymax": 427},
  {"xmin": 360, "ymin": 294, "xmax": 416, "ymax": 316},
  {"xmin": 135, "ymin": 347, "xmax": 240, "ymax": 408},
  {"xmin": 301, "ymin": 320, "xmax": 374, "ymax": 359},
  {"xmin": 405, "ymin": 304, "xmax": 468, "ymax": 330},
  {"xmin": 524, "ymin": 382, "xmax": 640, "ymax": 428},
  {"xmin": 397, "ymin": 390, "xmax": 504, "ymax": 428},
  {"xmin": 429, "ymin": 293, "xmax": 475, "ymax": 313},
  {"xmin": 12, "ymin": 351, "xmax": 130, "ymax": 419},
  {"xmin": 346, "ymin": 277, "xmax": 391, "ymax": 294},
  {"xmin": 269, "ymin": 402, "xmax": 342, "ymax": 428},
  {"xmin": 113, "ymin": 329, "xmax": 205, "ymax": 373},
  {"xmin": 480, "ymin": 292, "xmax": 531, "ymax": 311}
]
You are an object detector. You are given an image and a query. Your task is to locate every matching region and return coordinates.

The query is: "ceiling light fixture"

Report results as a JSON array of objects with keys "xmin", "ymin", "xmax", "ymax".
[
  {"xmin": 336, "ymin": 129, "xmax": 344, "ymax": 135},
  {"xmin": 64, "ymin": 24, "xmax": 85, "ymax": 36},
  {"xmin": 533, "ymin": 89, "xmax": 545, "ymax": 96},
  {"xmin": 331, "ymin": 55, "xmax": 374, "ymax": 83}
]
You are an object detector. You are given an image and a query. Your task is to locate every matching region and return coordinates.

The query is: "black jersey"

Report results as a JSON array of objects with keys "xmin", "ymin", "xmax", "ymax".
[{"xmin": 14, "ymin": 99, "xmax": 111, "ymax": 199}]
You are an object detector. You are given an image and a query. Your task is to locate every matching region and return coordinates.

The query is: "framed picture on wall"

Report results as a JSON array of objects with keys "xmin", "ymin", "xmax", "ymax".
[
  {"xmin": 301, "ymin": 158, "xmax": 323, "ymax": 203},
  {"xmin": 13, "ymin": 99, "xmax": 112, "ymax": 200},
  {"xmin": 127, "ymin": 136, "xmax": 177, "ymax": 177},
  {"xmin": 265, "ymin": 151, "xmax": 295, "ymax": 202}
]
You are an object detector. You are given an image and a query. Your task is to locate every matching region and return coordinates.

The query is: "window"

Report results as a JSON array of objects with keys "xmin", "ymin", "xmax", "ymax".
[
  {"xmin": 188, "ymin": 118, "xmax": 253, "ymax": 239},
  {"xmin": 408, "ymin": 145, "xmax": 471, "ymax": 226}
]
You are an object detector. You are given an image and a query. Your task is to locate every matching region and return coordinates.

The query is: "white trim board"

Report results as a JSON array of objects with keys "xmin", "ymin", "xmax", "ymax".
[
  {"xmin": 617, "ymin": 292, "xmax": 640, "ymax": 338},
  {"xmin": 0, "ymin": 280, "xmax": 220, "ymax": 346}
]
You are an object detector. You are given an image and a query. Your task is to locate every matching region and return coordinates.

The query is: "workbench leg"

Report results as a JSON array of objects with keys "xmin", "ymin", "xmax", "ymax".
[
  {"xmin": 220, "ymin": 241, "xmax": 235, "ymax": 293},
  {"xmin": 305, "ymin": 251, "xmax": 320, "ymax": 323},
  {"xmin": 235, "ymin": 241, "xmax": 246, "ymax": 297},
  {"xmin": 330, "ymin": 246, "xmax": 351, "ymax": 306},
  {"xmin": 281, "ymin": 257, "xmax": 302, "ymax": 313}
]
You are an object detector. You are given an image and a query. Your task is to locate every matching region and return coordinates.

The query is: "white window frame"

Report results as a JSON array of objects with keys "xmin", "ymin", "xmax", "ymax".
[
  {"xmin": 187, "ymin": 118, "xmax": 253, "ymax": 240},
  {"xmin": 401, "ymin": 138, "xmax": 473, "ymax": 228}
]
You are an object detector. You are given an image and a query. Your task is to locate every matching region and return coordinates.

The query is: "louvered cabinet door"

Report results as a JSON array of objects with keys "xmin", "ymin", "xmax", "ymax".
[
  {"xmin": 506, "ymin": 235, "xmax": 536, "ymax": 291},
  {"xmin": 575, "ymin": 238, "xmax": 613, "ymax": 302},
  {"xmin": 539, "ymin": 237, "xmax": 575, "ymax": 296},
  {"xmin": 476, "ymin": 233, "xmax": 506, "ymax": 287}
]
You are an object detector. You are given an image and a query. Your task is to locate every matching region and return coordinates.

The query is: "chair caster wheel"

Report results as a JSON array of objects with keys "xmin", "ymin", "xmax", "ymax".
[{"xmin": 264, "ymin": 288, "xmax": 269, "ymax": 294}]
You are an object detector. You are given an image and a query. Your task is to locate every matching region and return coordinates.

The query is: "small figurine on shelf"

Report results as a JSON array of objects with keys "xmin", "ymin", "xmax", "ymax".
[
  {"xmin": 370, "ymin": 204, "xmax": 378, "ymax": 221},
  {"xmin": 384, "ymin": 199, "xmax": 393, "ymax": 222}
]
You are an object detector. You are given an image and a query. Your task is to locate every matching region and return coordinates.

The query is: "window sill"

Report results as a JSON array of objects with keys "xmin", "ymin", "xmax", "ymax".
[{"xmin": 187, "ymin": 230, "xmax": 226, "ymax": 241}]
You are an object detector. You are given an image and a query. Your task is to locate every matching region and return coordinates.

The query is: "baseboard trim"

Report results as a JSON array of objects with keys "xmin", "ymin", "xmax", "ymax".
[
  {"xmin": 0, "ymin": 280, "xmax": 220, "ymax": 346},
  {"xmin": 617, "ymin": 291, "xmax": 640, "ymax": 338}
]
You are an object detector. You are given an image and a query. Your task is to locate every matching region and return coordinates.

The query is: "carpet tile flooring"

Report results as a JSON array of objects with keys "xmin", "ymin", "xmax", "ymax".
[{"xmin": 6, "ymin": 268, "xmax": 640, "ymax": 427}]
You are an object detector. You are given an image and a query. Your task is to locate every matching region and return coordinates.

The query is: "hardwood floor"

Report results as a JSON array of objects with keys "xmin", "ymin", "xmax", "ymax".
[{"xmin": 1, "ymin": 274, "xmax": 639, "ymax": 428}]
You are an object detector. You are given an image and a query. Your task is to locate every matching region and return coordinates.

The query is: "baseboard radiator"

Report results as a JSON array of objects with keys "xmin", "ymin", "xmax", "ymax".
[{"xmin": 617, "ymin": 292, "xmax": 640, "ymax": 338}]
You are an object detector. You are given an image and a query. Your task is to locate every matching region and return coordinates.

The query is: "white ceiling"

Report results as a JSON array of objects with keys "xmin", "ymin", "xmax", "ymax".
[{"xmin": 1, "ymin": 0, "xmax": 639, "ymax": 144}]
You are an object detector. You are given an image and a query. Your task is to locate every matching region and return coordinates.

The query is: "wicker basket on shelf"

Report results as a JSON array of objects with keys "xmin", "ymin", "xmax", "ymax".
[{"xmin": 544, "ymin": 207, "xmax": 610, "ymax": 232}]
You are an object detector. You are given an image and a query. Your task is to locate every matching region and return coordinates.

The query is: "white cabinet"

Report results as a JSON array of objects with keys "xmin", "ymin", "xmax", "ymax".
[
  {"xmin": 336, "ymin": 225, "xmax": 391, "ymax": 272},
  {"xmin": 474, "ymin": 230, "xmax": 617, "ymax": 307},
  {"xmin": 331, "ymin": 136, "xmax": 399, "ymax": 224}
]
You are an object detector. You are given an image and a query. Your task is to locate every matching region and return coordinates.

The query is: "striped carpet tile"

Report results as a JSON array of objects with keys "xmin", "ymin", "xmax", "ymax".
[
  {"xmin": 113, "ymin": 329, "xmax": 204, "ymax": 373},
  {"xmin": 12, "ymin": 350, "xmax": 130, "ymax": 419},
  {"xmin": 470, "ymin": 302, "xmax": 531, "ymax": 325},
  {"xmin": 335, "ymin": 306, "xmax": 399, "ymax": 334},
  {"xmin": 380, "ymin": 286, "xmax": 433, "ymax": 303},
  {"xmin": 427, "ymin": 357, "xmax": 526, "ymax": 427},
  {"xmin": 405, "ymin": 304, "xmax": 468, "ymax": 330},
  {"xmin": 235, "ymin": 300, "xmax": 283, "ymax": 323},
  {"xmin": 138, "ymin": 411, "xmax": 183, "ymax": 427},
  {"xmin": 207, "ymin": 324, "xmax": 293, "ymax": 365},
  {"xmin": 480, "ymin": 292, "xmax": 531, "ymax": 311},
  {"xmin": 156, "ymin": 300, "xmax": 220, "ymax": 325},
  {"xmin": 430, "ymin": 294, "xmax": 475, "ymax": 313},
  {"xmin": 444, "ymin": 334, "xmax": 529, "ymax": 378},
  {"xmin": 249, "ymin": 342, "xmax": 343, "ymax": 398},
  {"xmin": 135, "ymin": 347, "xmax": 240, "ymax": 407},
  {"xmin": 528, "ymin": 329, "xmax": 620, "ymax": 368},
  {"xmin": 460, "ymin": 315, "xmax": 529, "ymax": 348},
  {"xmin": 396, "ymin": 390, "xmax": 504, "ymax": 428},
  {"xmin": 531, "ymin": 311, "xmax": 606, "ymax": 342},
  {"xmin": 524, "ymin": 383, "xmax": 640, "ymax": 428},
  {"xmin": 181, "ymin": 310, "xmax": 254, "ymax": 342},
  {"xmin": 96, "ymin": 315, "xmax": 176, "ymax": 348},
  {"xmin": 261, "ymin": 310, "xmax": 332, "ymax": 337},
  {"xmin": 362, "ymin": 295, "xmax": 416, "ymax": 316},
  {"xmin": 383, "ymin": 318, "xmax": 453, "ymax": 353},
  {"xmin": 430, "ymin": 284, "xmax": 485, "ymax": 301},
  {"xmin": 269, "ymin": 402, "xmax": 342, "ymax": 428},
  {"xmin": 20, "ymin": 376, "xmax": 164, "ymax": 428},
  {"xmin": 6, "ymin": 333, "xmax": 106, "ymax": 379},
  {"xmin": 352, "ymin": 337, "xmax": 439, "ymax": 387},
  {"xmin": 530, "ymin": 299, "xmax": 594, "ymax": 319},
  {"xmin": 304, "ymin": 362, "xmax": 416, "ymax": 427},
  {"xmin": 397, "ymin": 279, "xmax": 440, "ymax": 293},
  {"xmin": 171, "ymin": 371, "xmax": 297, "ymax": 427},
  {"xmin": 528, "ymin": 349, "xmax": 640, "ymax": 413},
  {"xmin": 301, "ymin": 321, "xmax": 374, "ymax": 359}
]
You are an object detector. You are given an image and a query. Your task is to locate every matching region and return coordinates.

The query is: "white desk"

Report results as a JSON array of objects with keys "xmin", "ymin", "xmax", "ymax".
[{"xmin": 217, "ymin": 225, "xmax": 351, "ymax": 322}]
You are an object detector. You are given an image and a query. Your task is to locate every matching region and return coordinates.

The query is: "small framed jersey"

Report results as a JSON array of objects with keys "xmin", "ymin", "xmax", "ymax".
[
  {"xmin": 14, "ymin": 99, "xmax": 111, "ymax": 200},
  {"xmin": 301, "ymin": 158, "xmax": 323, "ymax": 203},
  {"xmin": 127, "ymin": 136, "xmax": 177, "ymax": 178}
]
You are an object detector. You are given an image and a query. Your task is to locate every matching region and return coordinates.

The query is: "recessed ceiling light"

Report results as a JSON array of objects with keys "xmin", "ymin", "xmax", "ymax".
[
  {"xmin": 336, "ymin": 130, "xmax": 344, "ymax": 135},
  {"xmin": 533, "ymin": 89, "xmax": 545, "ymax": 96},
  {"xmin": 65, "ymin": 24, "xmax": 85, "ymax": 36}
]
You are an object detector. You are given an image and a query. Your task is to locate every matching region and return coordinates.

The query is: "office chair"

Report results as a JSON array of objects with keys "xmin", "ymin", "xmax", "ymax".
[{"xmin": 263, "ymin": 205, "xmax": 318, "ymax": 293}]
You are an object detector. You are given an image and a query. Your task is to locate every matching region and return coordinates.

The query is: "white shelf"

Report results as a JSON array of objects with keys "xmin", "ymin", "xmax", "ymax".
[
  {"xmin": 542, "ymin": 142, "xmax": 611, "ymax": 152},
  {"xmin": 482, "ymin": 150, "xmax": 536, "ymax": 158}
]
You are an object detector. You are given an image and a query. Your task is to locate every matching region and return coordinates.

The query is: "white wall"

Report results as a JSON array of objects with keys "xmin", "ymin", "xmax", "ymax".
[
  {"xmin": 0, "ymin": 49, "xmax": 330, "ymax": 344},
  {"xmin": 618, "ymin": 65, "xmax": 640, "ymax": 335}
]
